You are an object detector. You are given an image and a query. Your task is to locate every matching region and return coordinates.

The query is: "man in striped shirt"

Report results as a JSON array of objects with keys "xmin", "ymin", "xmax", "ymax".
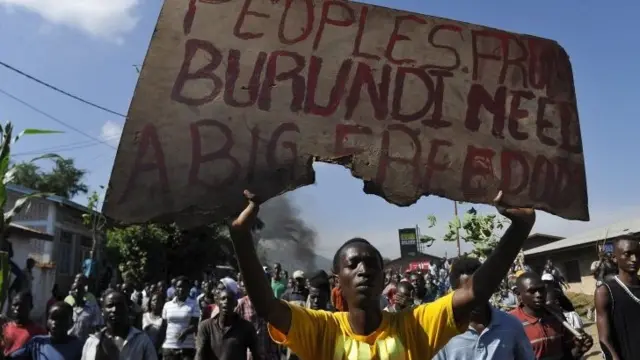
[{"xmin": 510, "ymin": 272, "xmax": 592, "ymax": 360}]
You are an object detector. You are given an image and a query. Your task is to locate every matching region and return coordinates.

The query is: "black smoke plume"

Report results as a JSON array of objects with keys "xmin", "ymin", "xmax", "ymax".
[{"xmin": 257, "ymin": 195, "xmax": 317, "ymax": 271}]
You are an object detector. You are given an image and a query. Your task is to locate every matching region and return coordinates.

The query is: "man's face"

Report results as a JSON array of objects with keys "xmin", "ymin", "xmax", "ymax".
[
  {"xmin": 70, "ymin": 282, "xmax": 86, "ymax": 301},
  {"xmin": 203, "ymin": 281, "xmax": 212, "ymax": 294},
  {"xmin": 216, "ymin": 289, "xmax": 237, "ymax": 317},
  {"xmin": 294, "ymin": 277, "xmax": 306, "ymax": 291},
  {"xmin": 614, "ymin": 240, "xmax": 640, "ymax": 274},
  {"xmin": 122, "ymin": 283, "xmax": 134, "ymax": 297},
  {"xmin": 518, "ymin": 277, "xmax": 546, "ymax": 311},
  {"xmin": 307, "ymin": 286, "xmax": 329, "ymax": 310},
  {"xmin": 47, "ymin": 306, "xmax": 72, "ymax": 339},
  {"xmin": 395, "ymin": 285, "xmax": 413, "ymax": 310},
  {"xmin": 11, "ymin": 295, "xmax": 30, "ymax": 321},
  {"xmin": 175, "ymin": 280, "xmax": 190, "ymax": 301},
  {"xmin": 103, "ymin": 293, "xmax": 129, "ymax": 327},
  {"xmin": 410, "ymin": 274, "xmax": 425, "ymax": 292},
  {"xmin": 337, "ymin": 242, "xmax": 384, "ymax": 308}
]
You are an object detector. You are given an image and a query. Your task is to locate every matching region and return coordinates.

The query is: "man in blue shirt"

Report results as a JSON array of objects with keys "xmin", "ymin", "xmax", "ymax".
[
  {"xmin": 433, "ymin": 257, "xmax": 535, "ymax": 360},
  {"xmin": 10, "ymin": 302, "xmax": 84, "ymax": 360}
]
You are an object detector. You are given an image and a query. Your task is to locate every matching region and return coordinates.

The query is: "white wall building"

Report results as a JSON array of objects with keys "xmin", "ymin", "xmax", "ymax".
[{"xmin": 6, "ymin": 184, "xmax": 101, "ymax": 294}]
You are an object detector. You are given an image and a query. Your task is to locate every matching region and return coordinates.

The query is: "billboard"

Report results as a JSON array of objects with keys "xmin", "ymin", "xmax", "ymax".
[{"xmin": 398, "ymin": 227, "xmax": 419, "ymax": 258}]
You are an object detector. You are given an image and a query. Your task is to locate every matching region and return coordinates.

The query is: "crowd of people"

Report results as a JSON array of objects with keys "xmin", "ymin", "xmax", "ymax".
[{"xmin": 0, "ymin": 190, "xmax": 639, "ymax": 359}]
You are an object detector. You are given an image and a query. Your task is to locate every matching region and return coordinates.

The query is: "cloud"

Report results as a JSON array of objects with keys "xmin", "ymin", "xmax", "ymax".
[
  {"xmin": 0, "ymin": 0, "xmax": 140, "ymax": 42},
  {"xmin": 100, "ymin": 120, "xmax": 123, "ymax": 147}
]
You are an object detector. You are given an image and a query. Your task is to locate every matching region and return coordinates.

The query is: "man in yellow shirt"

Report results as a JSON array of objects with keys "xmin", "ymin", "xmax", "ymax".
[{"xmin": 229, "ymin": 190, "xmax": 535, "ymax": 360}]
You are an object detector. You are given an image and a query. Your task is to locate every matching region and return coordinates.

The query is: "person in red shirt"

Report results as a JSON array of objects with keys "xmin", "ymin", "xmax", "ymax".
[
  {"xmin": 510, "ymin": 272, "xmax": 592, "ymax": 360},
  {"xmin": 330, "ymin": 278, "xmax": 347, "ymax": 312},
  {"xmin": 2, "ymin": 291, "xmax": 47, "ymax": 356}
]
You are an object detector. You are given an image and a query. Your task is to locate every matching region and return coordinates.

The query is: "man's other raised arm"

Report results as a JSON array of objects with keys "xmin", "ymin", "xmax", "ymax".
[
  {"xmin": 452, "ymin": 191, "xmax": 536, "ymax": 325},
  {"xmin": 229, "ymin": 190, "xmax": 292, "ymax": 334}
]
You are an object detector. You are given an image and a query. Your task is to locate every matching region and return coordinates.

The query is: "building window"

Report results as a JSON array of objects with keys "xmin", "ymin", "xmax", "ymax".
[
  {"xmin": 57, "ymin": 230, "xmax": 74, "ymax": 275},
  {"xmin": 563, "ymin": 260, "xmax": 581, "ymax": 283}
]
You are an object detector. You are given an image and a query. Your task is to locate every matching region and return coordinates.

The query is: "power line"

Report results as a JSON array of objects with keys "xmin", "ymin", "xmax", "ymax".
[
  {"xmin": 0, "ymin": 60, "xmax": 127, "ymax": 118},
  {"xmin": 11, "ymin": 135, "xmax": 121, "ymax": 157},
  {"xmin": 0, "ymin": 87, "xmax": 117, "ymax": 149}
]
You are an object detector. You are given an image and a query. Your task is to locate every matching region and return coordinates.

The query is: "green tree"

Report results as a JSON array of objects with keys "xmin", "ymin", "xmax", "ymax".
[
  {"xmin": 106, "ymin": 222, "xmax": 235, "ymax": 283},
  {"xmin": 428, "ymin": 205, "xmax": 509, "ymax": 258},
  {"xmin": 1, "ymin": 123, "xmax": 61, "ymax": 309},
  {"xmin": 11, "ymin": 158, "xmax": 88, "ymax": 198}
]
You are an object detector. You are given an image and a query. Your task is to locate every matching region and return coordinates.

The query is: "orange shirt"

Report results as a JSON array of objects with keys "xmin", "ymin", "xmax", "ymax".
[
  {"xmin": 269, "ymin": 292, "xmax": 463, "ymax": 360},
  {"xmin": 331, "ymin": 287, "xmax": 348, "ymax": 312}
]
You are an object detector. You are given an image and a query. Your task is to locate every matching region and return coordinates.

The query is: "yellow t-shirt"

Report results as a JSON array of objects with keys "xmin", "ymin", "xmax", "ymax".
[{"xmin": 269, "ymin": 292, "xmax": 463, "ymax": 360}]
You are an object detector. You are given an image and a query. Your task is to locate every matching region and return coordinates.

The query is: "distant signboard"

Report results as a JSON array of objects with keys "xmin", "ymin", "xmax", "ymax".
[
  {"xmin": 399, "ymin": 228, "xmax": 418, "ymax": 258},
  {"xmin": 408, "ymin": 261, "xmax": 430, "ymax": 272},
  {"xmin": 602, "ymin": 242, "xmax": 614, "ymax": 254}
]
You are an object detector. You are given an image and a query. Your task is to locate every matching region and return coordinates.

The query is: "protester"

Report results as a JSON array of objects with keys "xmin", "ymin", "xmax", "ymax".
[
  {"xmin": 545, "ymin": 286, "xmax": 583, "ymax": 331},
  {"xmin": 595, "ymin": 238, "xmax": 640, "ymax": 360},
  {"xmin": 305, "ymin": 271, "xmax": 332, "ymax": 311},
  {"xmin": 270, "ymin": 265, "xmax": 286, "ymax": 299},
  {"xmin": 10, "ymin": 302, "xmax": 84, "ymax": 360},
  {"xmin": 161, "ymin": 276, "xmax": 199, "ymax": 360},
  {"xmin": 46, "ymin": 284, "xmax": 63, "ymax": 318},
  {"xmin": 143, "ymin": 292, "xmax": 166, "ymax": 352},
  {"xmin": 3, "ymin": 292, "xmax": 47, "ymax": 356},
  {"xmin": 330, "ymin": 277, "xmax": 347, "ymax": 311},
  {"xmin": 189, "ymin": 281, "xmax": 201, "ymax": 300},
  {"xmin": 81, "ymin": 290, "xmax": 157, "ymax": 360},
  {"xmin": 383, "ymin": 282, "xmax": 413, "ymax": 313},
  {"xmin": 121, "ymin": 282, "xmax": 143, "ymax": 329},
  {"xmin": 511, "ymin": 272, "xmax": 592, "ymax": 359},
  {"xmin": 20, "ymin": 259, "xmax": 36, "ymax": 294},
  {"xmin": 281, "ymin": 271, "xmax": 308, "ymax": 307},
  {"xmin": 409, "ymin": 273, "xmax": 430, "ymax": 305},
  {"xmin": 228, "ymin": 190, "xmax": 535, "ymax": 359},
  {"xmin": 68, "ymin": 281, "xmax": 99, "ymax": 342},
  {"xmin": 434, "ymin": 257, "xmax": 534, "ymax": 360},
  {"xmin": 195, "ymin": 286, "xmax": 260, "ymax": 360},
  {"xmin": 166, "ymin": 279, "xmax": 177, "ymax": 301},
  {"xmin": 65, "ymin": 275, "xmax": 98, "ymax": 308}
]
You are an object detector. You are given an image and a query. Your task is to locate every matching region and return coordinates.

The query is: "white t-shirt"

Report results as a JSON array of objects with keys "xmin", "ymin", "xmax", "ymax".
[
  {"xmin": 161, "ymin": 298, "xmax": 200, "ymax": 349},
  {"xmin": 142, "ymin": 312, "xmax": 164, "ymax": 345}
]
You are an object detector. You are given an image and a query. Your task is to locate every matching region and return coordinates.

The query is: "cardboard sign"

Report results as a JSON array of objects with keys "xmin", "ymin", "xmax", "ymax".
[{"xmin": 104, "ymin": 0, "xmax": 589, "ymax": 226}]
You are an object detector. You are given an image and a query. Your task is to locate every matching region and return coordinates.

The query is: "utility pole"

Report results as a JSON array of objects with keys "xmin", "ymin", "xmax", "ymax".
[{"xmin": 454, "ymin": 201, "xmax": 461, "ymax": 257}]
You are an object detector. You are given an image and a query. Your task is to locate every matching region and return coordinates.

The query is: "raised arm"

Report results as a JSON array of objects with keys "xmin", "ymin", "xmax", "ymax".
[
  {"xmin": 452, "ymin": 191, "xmax": 535, "ymax": 325},
  {"xmin": 229, "ymin": 190, "xmax": 292, "ymax": 334},
  {"xmin": 595, "ymin": 285, "xmax": 620, "ymax": 360}
]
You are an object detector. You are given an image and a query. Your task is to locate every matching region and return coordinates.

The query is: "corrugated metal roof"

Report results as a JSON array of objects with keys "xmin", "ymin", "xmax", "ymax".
[
  {"xmin": 524, "ymin": 217, "xmax": 640, "ymax": 255},
  {"xmin": 9, "ymin": 223, "xmax": 53, "ymax": 240},
  {"xmin": 7, "ymin": 184, "xmax": 90, "ymax": 213}
]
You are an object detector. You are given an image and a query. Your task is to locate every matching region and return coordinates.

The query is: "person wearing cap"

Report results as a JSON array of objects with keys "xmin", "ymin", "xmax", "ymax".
[
  {"xmin": 541, "ymin": 273, "xmax": 575, "ymax": 312},
  {"xmin": 281, "ymin": 271, "xmax": 308, "ymax": 307}
]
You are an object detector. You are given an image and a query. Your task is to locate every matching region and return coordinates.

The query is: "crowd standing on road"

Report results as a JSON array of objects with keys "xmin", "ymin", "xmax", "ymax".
[{"xmin": 2, "ymin": 191, "xmax": 640, "ymax": 359}]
